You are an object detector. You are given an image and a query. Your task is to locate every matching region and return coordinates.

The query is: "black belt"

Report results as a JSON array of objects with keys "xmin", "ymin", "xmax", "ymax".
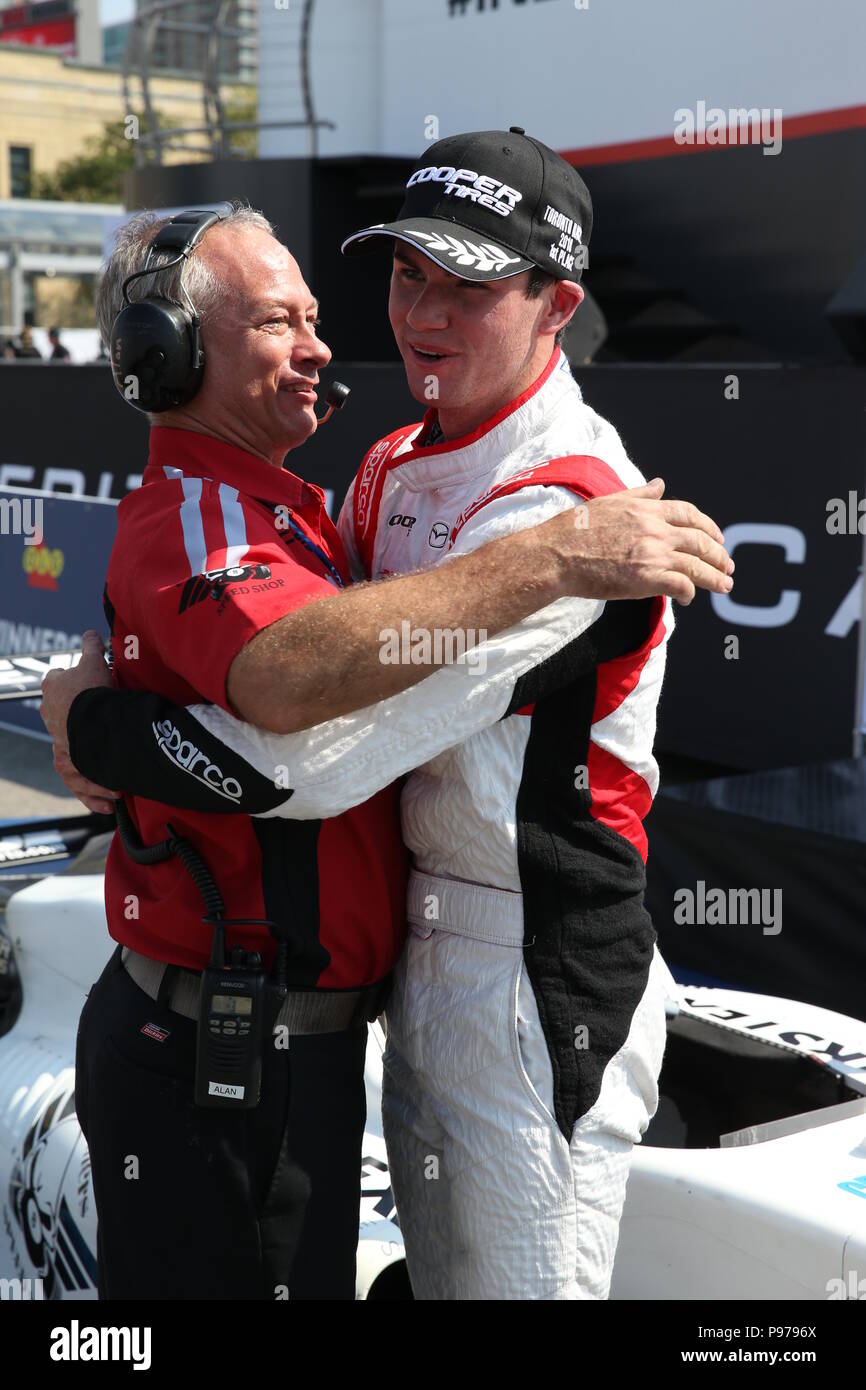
[{"xmin": 121, "ymin": 947, "xmax": 391, "ymax": 1035}]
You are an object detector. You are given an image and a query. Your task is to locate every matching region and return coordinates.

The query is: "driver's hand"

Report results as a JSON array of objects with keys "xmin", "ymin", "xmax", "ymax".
[{"xmin": 40, "ymin": 630, "xmax": 120, "ymax": 815}]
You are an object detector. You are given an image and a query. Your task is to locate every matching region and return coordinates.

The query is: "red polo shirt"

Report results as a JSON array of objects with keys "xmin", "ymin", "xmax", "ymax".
[{"xmin": 101, "ymin": 426, "xmax": 407, "ymax": 986}]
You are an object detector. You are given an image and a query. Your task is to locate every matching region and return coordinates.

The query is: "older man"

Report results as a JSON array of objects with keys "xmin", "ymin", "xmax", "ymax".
[{"xmin": 43, "ymin": 191, "xmax": 732, "ymax": 1301}]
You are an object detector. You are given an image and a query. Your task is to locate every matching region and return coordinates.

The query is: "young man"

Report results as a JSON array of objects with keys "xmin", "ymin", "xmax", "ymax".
[
  {"xmin": 333, "ymin": 128, "xmax": 679, "ymax": 1299},
  {"xmin": 43, "ymin": 140, "xmax": 733, "ymax": 1299}
]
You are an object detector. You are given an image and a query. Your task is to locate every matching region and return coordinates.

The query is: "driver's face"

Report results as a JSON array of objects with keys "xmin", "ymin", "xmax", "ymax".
[{"xmin": 388, "ymin": 242, "xmax": 546, "ymax": 421}]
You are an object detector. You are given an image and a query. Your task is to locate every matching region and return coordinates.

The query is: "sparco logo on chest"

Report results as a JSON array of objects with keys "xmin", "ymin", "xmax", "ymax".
[
  {"xmin": 356, "ymin": 436, "xmax": 406, "ymax": 530},
  {"xmin": 152, "ymin": 719, "xmax": 243, "ymax": 802},
  {"xmin": 406, "ymin": 166, "xmax": 522, "ymax": 218}
]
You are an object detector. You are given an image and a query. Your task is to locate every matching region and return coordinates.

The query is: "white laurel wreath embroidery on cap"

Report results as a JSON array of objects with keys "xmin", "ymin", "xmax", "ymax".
[{"xmin": 410, "ymin": 230, "xmax": 521, "ymax": 273}]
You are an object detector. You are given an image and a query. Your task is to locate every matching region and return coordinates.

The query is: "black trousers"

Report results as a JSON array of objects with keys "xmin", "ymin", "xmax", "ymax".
[{"xmin": 75, "ymin": 945, "xmax": 367, "ymax": 1300}]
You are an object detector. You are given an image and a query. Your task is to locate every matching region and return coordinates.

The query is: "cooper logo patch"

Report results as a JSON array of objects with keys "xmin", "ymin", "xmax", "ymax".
[{"xmin": 407, "ymin": 165, "xmax": 522, "ymax": 218}]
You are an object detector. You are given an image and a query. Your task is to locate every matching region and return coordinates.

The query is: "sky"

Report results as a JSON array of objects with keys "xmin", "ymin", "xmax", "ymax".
[{"xmin": 100, "ymin": 0, "xmax": 136, "ymax": 27}]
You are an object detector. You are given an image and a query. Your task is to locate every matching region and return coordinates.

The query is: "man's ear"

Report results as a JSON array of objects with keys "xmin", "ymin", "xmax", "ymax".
[{"xmin": 543, "ymin": 279, "xmax": 583, "ymax": 339}]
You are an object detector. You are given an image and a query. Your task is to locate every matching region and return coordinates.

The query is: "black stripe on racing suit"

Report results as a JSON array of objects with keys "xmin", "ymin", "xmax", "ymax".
[{"xmin": 69, "ymin": 687, "xmax": 292, "ymax": 815}]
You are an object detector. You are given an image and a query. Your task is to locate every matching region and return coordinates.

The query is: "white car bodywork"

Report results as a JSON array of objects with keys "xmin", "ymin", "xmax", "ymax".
[
  {"xmin": 1, "ymin": 870, "xmax": 865, "ymax": 1300},
  {"xmin": 613, "ymin": 992, "xmax": 866, "ymax": 1300}
]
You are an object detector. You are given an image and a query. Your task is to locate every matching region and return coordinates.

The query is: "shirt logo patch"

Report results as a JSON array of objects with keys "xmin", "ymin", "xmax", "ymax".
[
  {"xmin": 177, "ymin": 564, "xmax": 271, "ymax": 614},
  {"xmin": 428, "ymin": 521, "xmax": 449, "ymax": 549},
  {"xmin": 141, "ymin": 1022, "xmax": 170, "ymax": 1043}
]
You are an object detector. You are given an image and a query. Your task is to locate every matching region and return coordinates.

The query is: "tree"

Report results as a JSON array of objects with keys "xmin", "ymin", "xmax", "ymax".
[
  {"xmin": 221, "ymin": 96, "xmax": 257, "ymax": 159},
  {"xmin": 32, "ymin": 117, "xmax": 166, "ymax": 204},
  {"xmin": 32, "ymin": 98, "xmax": 258, "ymax": 204}
]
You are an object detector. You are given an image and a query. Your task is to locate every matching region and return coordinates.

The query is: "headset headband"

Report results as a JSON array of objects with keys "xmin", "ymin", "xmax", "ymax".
[
  {"xmin": 123, "ymin": 209, "xmax": 224, "ymax": 307},
  {"xmin": 148, "ymin": 209, "xmax": 224, "ymax": 255}
]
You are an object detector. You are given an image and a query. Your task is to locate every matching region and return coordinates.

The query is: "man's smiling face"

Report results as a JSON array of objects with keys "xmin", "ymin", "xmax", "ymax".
[
  {"xmin": 388, "ymin": 241, "xmax": 579, "ymax": 439},
  {"xmin": 183, "ymin": 224, "xmax": 332, "ymax": 464}
]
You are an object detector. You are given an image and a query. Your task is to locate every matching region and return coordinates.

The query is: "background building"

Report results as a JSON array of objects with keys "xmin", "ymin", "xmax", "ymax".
[
  {"xmin": 0, "ymin": 0, "xmax": 100, "ymax": 62},
  {"xmin": 0, "ymin": 197, "xmax": 121, "ymax": 337},
  {"xmin": 0, "ymin": 39, "xmax": 254, "ymax": 201},
  {"xmin": 0, "ymin": 3, "xmax": 254, "ymax": 334},
  {"xmin": 125, "ymin": 0, "xmax": 256, "ymax": 81},
  {"xmin": 102, "ymin": 18, "xmax": 131, "ymax": 68}
]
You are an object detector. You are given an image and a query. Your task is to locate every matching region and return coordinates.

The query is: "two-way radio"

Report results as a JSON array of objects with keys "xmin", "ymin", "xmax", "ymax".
[
  {"xmin": 194, "ymin": 917, "xmax": 272, "ymax": 1109},
  {"xmin": 114, "ymin": 799, "xmax": 286, "ymax": 1109}
]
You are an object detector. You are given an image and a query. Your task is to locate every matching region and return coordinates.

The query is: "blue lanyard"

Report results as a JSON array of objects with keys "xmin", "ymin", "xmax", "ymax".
[{"xmin": 280, "ymin": 509, "xmax": 345, "ymax": 589}]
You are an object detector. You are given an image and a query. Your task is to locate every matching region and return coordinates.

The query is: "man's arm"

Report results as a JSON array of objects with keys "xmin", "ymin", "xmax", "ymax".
[
  {"xmin": 41, "ymin": 477, "xmax": 731, "ymax": 801},
  {"xmin": 228, "ymin": 480, "xmax": 731, "ymax": 733},
  {"xmin": 49, "ymin": 485, "xmax": 667, "ymax": 822},
  {"xmin": 61, "ymin": 583, "xmax": 605, "ymax": 820}
]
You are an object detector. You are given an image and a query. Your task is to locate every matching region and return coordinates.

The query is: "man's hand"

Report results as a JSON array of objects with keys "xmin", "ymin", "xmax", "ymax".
[
  {"xmin": 546, "ymin": 478, "xmax": 734, "ymax": 604},
  {"xmin": 40, "ymin": 630, "xmax": 121, "ymax": 815}
]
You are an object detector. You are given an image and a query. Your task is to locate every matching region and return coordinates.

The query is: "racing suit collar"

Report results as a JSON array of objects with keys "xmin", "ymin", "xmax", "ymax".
[
  {"xmin": 397, "ymin": 346, "xmax": 577, "ymax": 489},
  {"xmin": 417, "ymin": 345, "xmax": 562, "ymax": 455},
  {"xmin": 144, "ymin": 426, "xmax": 322, "ymax": 509}
]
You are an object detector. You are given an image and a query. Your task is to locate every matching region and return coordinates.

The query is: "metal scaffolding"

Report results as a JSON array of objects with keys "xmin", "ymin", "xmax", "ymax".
[{"xmin": 120, "ymin": 0, "xmax": 332, "ymax": 165}]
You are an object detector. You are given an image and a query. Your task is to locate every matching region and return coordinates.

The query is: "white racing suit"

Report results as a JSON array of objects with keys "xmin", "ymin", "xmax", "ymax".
[
  {"xmin": 338, "ymin": 347, "xmax": 677, "ymax": 1299},
  {"xmin": 133, "ymin": 347, "xmax": 676, "ymax": 1298}
]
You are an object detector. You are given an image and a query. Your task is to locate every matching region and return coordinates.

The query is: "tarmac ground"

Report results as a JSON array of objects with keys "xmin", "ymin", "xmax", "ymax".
[{"xmin": 0, "ymin": 727, "xmax": 80, "ymax": 821}]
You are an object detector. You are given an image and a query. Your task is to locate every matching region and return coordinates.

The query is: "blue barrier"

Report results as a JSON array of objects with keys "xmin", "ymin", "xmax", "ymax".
[{"xmin": 0, "ymin": 487, "xmax": 117, "ymax": 738}]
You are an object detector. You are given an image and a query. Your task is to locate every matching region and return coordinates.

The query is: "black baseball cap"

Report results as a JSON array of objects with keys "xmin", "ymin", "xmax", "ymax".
[{"xmin": 341, "ymin": 127, "xmax": 592, "ymax": 283}]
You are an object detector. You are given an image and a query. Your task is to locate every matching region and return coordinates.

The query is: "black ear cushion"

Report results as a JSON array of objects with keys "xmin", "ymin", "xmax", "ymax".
[{"xmin": 110, "ymin": 299, "xmax": 203, "ymax": 413}]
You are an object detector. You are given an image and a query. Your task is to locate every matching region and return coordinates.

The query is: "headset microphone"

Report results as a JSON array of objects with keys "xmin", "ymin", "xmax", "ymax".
[{"xmin": 316, "ymin": 380, "xmax": 350, "ymax": 424}]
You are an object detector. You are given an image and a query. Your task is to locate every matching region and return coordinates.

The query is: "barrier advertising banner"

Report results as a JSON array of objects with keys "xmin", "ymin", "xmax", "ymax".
[{"xmin": 0, "ymin": 487, "xmax": 117, "ymax": 738}]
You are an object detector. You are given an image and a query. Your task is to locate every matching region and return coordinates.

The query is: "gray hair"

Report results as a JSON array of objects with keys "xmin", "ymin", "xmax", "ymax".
[{"xmin": 95, "ymin": 201, "xmax": 275, "ymax": 349}]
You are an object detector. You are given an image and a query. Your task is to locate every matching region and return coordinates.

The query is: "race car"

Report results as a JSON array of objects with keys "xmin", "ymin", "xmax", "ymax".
[{"xmin": 1, "ymin": 815, "xmax": 864, "ymax": 1301}]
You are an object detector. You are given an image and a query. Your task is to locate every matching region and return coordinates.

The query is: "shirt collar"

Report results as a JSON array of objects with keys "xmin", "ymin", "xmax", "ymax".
[{"xmin": 143, "ymin": 426, "xmax": 321, "ymax": 508}]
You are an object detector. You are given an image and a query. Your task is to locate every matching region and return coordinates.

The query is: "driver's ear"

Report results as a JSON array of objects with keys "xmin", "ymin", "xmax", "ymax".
[{"xmin": 542, "ymin": 279, "xmax": 582, "ymax": 338}]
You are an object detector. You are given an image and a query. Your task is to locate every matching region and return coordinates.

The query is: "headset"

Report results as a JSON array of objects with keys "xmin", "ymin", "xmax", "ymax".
[{"xmin": 110, "ymin": 209, "xmax": 224, "ymax": 415}]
